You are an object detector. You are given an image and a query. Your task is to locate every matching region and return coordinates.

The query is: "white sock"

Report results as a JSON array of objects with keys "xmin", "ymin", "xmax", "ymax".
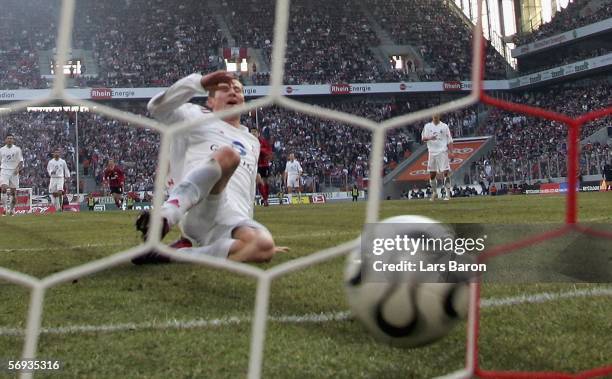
[
  {"xmin": 6, "ymin": 193, "xmax": 12, "ymax": 212},
  {"xmin": 162, "ymin": 159, "xmax": 222, "ymax": 226},
  {"xmin": 177, "ymin": 238, "xmax": 234, "ymax": 259},
  {"xmin": 1, "ymin": 193, "xmax": 6, "ymax": 212},
  {"xmin": 444, "ymin": 177, "xmax": 451, "ymax": 196},
  {"xmin": 430, "ymin": 179, "xmax": 437, "ymax": 197}
]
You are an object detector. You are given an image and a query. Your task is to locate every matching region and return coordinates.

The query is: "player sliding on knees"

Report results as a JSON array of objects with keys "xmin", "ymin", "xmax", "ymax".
[
  {"xmin": 421, "ymin": 114, "xmax": 453, "ymax": 201},
  {"xmin": 132, "ymin": 70, "xmax": 287, "ymax": 265}
]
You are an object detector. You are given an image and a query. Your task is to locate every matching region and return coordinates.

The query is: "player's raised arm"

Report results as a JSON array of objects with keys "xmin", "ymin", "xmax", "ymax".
[
  {"xmin": 147, "ymin": 71, "xmax": 236, "ymax": 123},
  {"xmin": 47, "ymin": 160, "xmax": 54, "ymax": 177}
]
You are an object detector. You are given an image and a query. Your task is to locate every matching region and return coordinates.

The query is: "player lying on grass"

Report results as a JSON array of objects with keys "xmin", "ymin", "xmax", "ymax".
[{"xmin": 132, "ymin": 70, "xmax": 287, "ymax": 264}]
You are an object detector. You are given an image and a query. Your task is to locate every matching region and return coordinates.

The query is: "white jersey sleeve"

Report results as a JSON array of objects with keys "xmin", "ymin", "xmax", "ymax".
[
  {"xmin": 63, "ymin": 159, "xmax": 71, "ymax": 178},
  {"xmin": 444, "ymin": 124, "xmax": 454, "ymax": 145},
  {"xmin": 47, "ymin": 160, "xmax": 54, "ymax": 176},
  {"xmin": 16, "ymin": 147, "xmax": 23, "ymax": 166},
  {"xmin": 147, "ymin": 73, "xmax": 206, "ymax": 124}
]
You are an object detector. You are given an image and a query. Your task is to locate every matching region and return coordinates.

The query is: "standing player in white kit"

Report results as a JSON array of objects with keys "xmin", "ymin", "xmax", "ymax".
[
  {"xmin": 133, "ymin": 70, "xmax": 286, "ymax": 264},
  {"xmin": 421, "ymin": 114, "xmax": 454, "ymax": 201},
  {"xmin": 47, "ymin": 148, "xmax": 71, "ymax": 212},
  {"xmin": 284, "ymin": 153, "xmax": 303, "ymax": 197},
  {"xmin": 0, "ymin": 134, "xmax": 24, "ymax": 216}
]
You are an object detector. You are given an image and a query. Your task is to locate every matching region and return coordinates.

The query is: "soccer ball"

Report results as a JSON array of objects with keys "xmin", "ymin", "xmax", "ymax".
[{"xmin": 344, "ymin": 215, "xmax": 469, "ymax": 348}]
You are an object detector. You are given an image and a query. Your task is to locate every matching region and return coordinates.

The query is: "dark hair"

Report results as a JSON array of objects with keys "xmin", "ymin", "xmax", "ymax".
[{"xmin": 6, "ymin": 133, "xmax": 14, "ymax": 138}]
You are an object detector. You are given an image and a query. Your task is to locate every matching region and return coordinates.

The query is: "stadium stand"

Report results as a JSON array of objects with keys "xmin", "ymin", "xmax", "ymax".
[
  {"xmin": 1, "ymin": 0, "xmax": 515, "ymax": 88},
  {"xmin": 0, "ymin": 0, "xmax": 57, "ymax": 89},
  {"xmin": 473, "ymin": 80, "xmax": 611, "ymax": 183},
  {"xmin": 72, "ymin": 0, "xmax": 225, "ymax": 88},
  {"xmin": 515, "ymin": 0, "xmax": 612, "ymax": 46},
  {"xmin": 365, "ymin": 0, "xmax": 511, "ymax": 80},
  {"xmin": 1, "ymin": 111, "xmax": 75, "ymax": 194}
]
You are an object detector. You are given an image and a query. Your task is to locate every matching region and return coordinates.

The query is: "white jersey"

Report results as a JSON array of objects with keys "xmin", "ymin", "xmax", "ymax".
[
  {"xmin": 0, "ymin": 145, "xmax": 24, "ymax": 173},
  {"xmin": 422, "ymin": 121, "xmax": 453, "ymax": 154},
  {"xmin": 148, "ymin": 73, "xmax": 260, "ymax": 218},
  {"xmin": 285, "ymin": 160, "xmax": 303, "ymax": 177},
  {"xmin": 47, "ymin": 158, "xmax": 71, "ymax": 179}
]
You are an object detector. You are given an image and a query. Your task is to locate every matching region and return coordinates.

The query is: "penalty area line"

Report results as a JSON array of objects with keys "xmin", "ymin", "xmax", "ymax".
[
  {"xmin": 0, "ymin": 287, "xmax": 610, "ymax": 337},
  {"xmin": 0, "ymin": 231, "xmax": 357, "ymax": 253}
]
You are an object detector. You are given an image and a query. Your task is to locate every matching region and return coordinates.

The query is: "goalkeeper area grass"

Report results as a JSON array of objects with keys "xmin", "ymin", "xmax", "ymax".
[{"xmin": 0, "ymin": 192, "xmax": 610, "ymax": 378}]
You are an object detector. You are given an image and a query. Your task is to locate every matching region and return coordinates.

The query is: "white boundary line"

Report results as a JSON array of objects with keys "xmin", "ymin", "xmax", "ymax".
[
  {"xmin": 0, "ymin": 287, "xmax": 609, "ymax": 337},
  {"xmin": 0, "ymin": 243, "xmax": 129, "ymax": 253},
  {"xmin": 0, "ymin": 231, "xmax": 358, "ymax": 253}
]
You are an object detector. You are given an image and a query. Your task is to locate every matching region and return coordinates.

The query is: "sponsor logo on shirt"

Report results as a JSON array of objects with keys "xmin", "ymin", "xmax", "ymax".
[{"xmin": 232, "ymin": 141, "xmax": 247, "ymax": 156}]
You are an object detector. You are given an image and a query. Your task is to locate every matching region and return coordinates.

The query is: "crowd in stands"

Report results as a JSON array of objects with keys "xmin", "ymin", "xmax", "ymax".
[
  {"xmin": 1, "ymin": 0, "xmax": 516, "ymax": 89},
  {"xmin": 517, "ymin": 47, "xmax": 611, "ymax": 75},
  {"xmin": 472, "ymin": 80, "xmax": 611, "ymax": 184},
  {"xmin": 225, "ymin": 0, "xmax": 388, "ymax": 85},
  {"xmin": 470, "ymin": 141, "xmax": 610, "ymax": 187},
  {"xmin": 515, "ymin": 0, "xmax": 612, "ymax": 46},
  {"xmin": 0, "ymin": 111, "xmax": 75, "ymax": 194},
  {"xmin": 77, "ymin": 111, "xmax": 159, "ymax": 192},
  {"xmin": 0, "ymin": 0, "xmax": 57, "ymax": 89},
  {"xmin": 1, "ymin": 78, "xmax": 608, "ymax": 196},
  {"xmin": 366, "ymin": 0, "xmax": 510, "ymax": 80},
  {"xmin": 73, "ymin": 0, "xmax": 226, "ymax": 87},
  {"xmin": 6, "ymin": 0, "xmax": 612, "ymax": 89},
  {"xmin": 242, "ymin": 100, "xmax": 412, "ymax": 191},
  {"xmin": 2, "ymin": 97, "xmax": 479, "ymax": 194}
]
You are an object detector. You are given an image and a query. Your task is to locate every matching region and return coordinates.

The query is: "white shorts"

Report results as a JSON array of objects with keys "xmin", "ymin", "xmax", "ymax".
[
  {"xmin": 0, "ymin": 170, "xmax": 19, "ymax": 188},
  {"xmin": 179, "ymin": 191, "xmax": 269, "ymax": 254},
  {"xmin": 49, "ymin": 178, "xmax": 65, "ymax": 193},
  {"xmin": 287, "ymin": 175, "xmax": 301, "ymax": 188},
  {"xmin": 427, "ymin": 152, "xmax": 451, "ymax": 173}
]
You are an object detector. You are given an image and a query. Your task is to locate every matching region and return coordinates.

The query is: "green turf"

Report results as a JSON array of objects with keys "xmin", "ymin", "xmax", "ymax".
[{"xmin": 0, "ymin": 193, "xmax": 610, "ymax": 378}]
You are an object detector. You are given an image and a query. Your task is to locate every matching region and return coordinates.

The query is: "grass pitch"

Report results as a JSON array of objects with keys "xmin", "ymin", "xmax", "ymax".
[{"xmin": 0, "ymin": 193, "xmax": 611, "ymax": 378}]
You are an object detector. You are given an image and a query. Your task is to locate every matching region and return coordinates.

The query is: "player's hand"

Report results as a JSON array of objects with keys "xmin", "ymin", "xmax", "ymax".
[
  {"xmin": 275, "ymin": 246, "xmax": 290, "ymax": 253},
  {"xmin": 201, "ymin": 70, "xmax": 235, "ymax": 91}
]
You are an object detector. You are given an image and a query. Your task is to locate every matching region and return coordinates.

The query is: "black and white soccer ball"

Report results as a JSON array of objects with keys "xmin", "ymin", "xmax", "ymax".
[{"xmin": 344, "ymin": 215, "xmax": 469, "ymax": 348}]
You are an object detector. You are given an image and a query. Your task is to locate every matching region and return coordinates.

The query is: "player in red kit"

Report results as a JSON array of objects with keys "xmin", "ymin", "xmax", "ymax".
[
  {"xmin": 251, "ymin": 129, "xmax": 272, "ymax": 206},
  {"xmin": 103, "ymin": 159, "xmax": 125, "ymax": 209}
]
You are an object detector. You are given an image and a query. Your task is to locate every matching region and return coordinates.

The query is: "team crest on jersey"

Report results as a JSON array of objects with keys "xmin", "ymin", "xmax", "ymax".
[{"xmin": 232, "ymin": 141, "xmax": 247, "ymax": 156}]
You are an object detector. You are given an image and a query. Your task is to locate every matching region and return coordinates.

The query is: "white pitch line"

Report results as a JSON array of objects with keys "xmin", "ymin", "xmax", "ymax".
[
  {"xmin": 480, "ymin": 287, "xmax": 612, "ymax": 307},
  {"xmin": 0, "ymin": 231, "xmax": 358, "ymax": 253},
  {"xmin": 0, "ymin": 288, "xmax": 609, "ymax": 337},
  {"xmin": 0, "ymin": 243, "xmax": 129, "ymax": 253}
]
